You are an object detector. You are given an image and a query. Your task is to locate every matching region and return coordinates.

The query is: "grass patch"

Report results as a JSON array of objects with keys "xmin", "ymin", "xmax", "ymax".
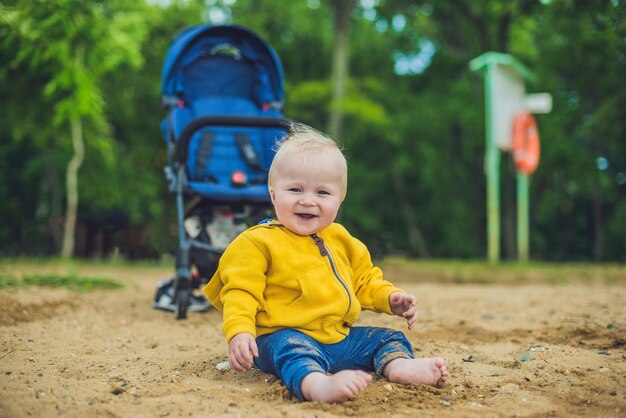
[
  {"xmin": 0, "ymin": 275, "xmax": 20, "ymax": 289},
  {"xmin": 1, "ymin": 257, "xmax": 624, "ymax": 289},
  {"xmin": 379, "ymin": 257, "xmax": 626, "ymax": 285},
  {"xmin": 0, "ymin": 256, "xmax": 173, "ymax": 269},
  {"xmin": 0, "ymin": 273, "xmax": 124, "ymax": 292}
]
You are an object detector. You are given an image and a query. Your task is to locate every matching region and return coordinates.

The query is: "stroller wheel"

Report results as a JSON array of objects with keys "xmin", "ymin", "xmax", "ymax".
[
  {"xmin": 174, "ymin": 288, "xmax": 190, "ymax": 320},
  {"xmin": 153, "ymin": 278, "xmax": 212, "ymax": 315}
]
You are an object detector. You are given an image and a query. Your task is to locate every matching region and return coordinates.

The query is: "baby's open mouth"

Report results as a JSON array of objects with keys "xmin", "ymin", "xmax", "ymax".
[{"xmin": 296, "ymin": 213, "xmax": 317, "ymax": 219}]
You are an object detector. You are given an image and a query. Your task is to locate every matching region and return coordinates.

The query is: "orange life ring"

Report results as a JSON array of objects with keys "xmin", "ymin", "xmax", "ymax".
[{"xmin": 512, "ymin": 112, "xmax": 540, "ymax": 175}]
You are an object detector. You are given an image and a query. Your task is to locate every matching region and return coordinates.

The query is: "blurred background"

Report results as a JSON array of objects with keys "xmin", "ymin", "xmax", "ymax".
[{"xmin": 1, "ymin": 0, "xmax": 624, "ymax": 263}]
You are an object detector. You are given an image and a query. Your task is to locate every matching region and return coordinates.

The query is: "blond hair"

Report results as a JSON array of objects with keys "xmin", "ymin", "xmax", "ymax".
[{"xmin": 268, "ymin": 123, "xmax": 347, "ymax": 194}]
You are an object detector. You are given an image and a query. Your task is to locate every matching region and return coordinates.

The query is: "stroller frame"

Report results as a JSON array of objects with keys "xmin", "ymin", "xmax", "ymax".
[{"xmin": 167, "ymin": 116, "xmax": 288, "ymax": 319}]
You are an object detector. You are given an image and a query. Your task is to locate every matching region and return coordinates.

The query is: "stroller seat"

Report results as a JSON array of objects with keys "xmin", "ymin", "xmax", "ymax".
[{"xmin": 178, "ymin": 97, "xmax": 281, "ymax": 203}]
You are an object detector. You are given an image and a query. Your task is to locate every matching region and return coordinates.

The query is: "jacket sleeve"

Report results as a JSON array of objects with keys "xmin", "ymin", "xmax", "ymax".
[
  {"xmin": 347, "ymin": 236, "xmax": 404, "ymax": 315},
  {"xmin": 203, "ymin": 233, "xmax": 268, "ymax": 342}
]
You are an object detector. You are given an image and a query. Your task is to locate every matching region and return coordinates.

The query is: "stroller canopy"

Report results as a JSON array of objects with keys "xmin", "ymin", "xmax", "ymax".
[{"xmin": 161, "ymin": 24, "xmax": 285, "ymax": 109}]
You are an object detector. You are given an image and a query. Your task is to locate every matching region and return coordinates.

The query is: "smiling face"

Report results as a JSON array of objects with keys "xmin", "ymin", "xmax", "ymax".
[{"xmin": 269, "ymin": 143, "xmax": 347, "ymax": 236}]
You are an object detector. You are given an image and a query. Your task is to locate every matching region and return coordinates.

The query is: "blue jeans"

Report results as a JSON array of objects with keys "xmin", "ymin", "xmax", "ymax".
[{"xmin": 254, "ymin": 326, "xmax": 414, "ymax": 400}]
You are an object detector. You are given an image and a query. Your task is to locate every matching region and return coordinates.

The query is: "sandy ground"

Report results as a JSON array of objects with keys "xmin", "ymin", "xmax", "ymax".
[{"xmin": 0, "ymin": 263, "xmax": 624, "ymax": 418}]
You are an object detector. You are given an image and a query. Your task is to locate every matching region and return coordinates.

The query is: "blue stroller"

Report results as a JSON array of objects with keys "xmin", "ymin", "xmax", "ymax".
[{"xmin": 153, "ymin": 24, "xmax": 289, "ymax": 319}]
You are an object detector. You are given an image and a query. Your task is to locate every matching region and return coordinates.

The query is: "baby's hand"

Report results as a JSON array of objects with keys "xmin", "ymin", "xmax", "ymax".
[
  {"xmin": 389, "ymin": 292, "xmax": 418, "ymax": 330},
  {"xmin": 228, "ymin": 332, "xmax": 259, "ymax": 372}
]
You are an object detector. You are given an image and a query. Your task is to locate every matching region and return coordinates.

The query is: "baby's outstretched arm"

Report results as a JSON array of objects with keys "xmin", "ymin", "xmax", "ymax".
[
  {"xmin": 389, "ymin": 292, "xmax": 418, "ymax": 330},
  {"xmin": 228, "ymin": 332, "xmax": 259, "ymax": 371}
]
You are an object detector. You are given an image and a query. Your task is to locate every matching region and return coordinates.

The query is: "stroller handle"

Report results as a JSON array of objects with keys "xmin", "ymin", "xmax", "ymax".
[{"xmin": 176, "ymin": 116, "xmax": 291, "ymax": 164}]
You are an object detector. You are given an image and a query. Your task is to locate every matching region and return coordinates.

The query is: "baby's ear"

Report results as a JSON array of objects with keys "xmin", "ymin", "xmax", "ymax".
[{"xmin": 268, "ymin": 186, "xmax": 276, "ymax": 203}]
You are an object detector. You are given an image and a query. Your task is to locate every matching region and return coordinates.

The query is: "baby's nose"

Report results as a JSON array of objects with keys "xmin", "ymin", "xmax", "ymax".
[{"xmin": 299, "ymin": 194, "xmax": 316, "ymax": 206}]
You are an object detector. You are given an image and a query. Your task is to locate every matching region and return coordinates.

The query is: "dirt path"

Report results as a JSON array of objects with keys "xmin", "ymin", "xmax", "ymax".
[{"xmin": 0, "ymin": 263, "xmax": 624, "ymax": 417}]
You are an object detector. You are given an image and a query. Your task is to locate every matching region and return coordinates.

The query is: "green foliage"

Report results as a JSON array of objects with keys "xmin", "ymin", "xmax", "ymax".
[
  {"xmin": 0, "ymin": 0, "xmax": 624, "ymax": 262},
  {"xmin": 6, "ymin": 0, "xmax": 145, "ymax": 124},
  {"xmin": 527, "ymin": 0, "xmax": 626, "ymax": 261},
  {"xmin": 231, "ymin": 0, "xmax": 334, "ymax": 82}
]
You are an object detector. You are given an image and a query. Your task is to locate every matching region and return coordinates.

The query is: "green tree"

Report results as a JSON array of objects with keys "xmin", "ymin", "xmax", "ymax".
[
  {"xmin": 3, "ymin": 0, "xmax": 146, "ymax": 257},
  {"xmin": 530, "ymin": 0, "xmax": 626, "ymax": 261}
]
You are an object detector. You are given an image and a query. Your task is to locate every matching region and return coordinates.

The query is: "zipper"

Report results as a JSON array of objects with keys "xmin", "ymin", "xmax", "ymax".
[
  {"xmin": 312, "ymin": 234, "xmax": 327, "ymax": 256},
  {"xmin": 311, "ymin": 234, "xmax": 352, "ymax": 317}
]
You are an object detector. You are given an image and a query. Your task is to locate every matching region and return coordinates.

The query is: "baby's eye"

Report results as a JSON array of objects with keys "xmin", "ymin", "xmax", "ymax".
[
  {"xmin": 288, "ymin": 187, "xmax": 301, "ymax": 193},
  {"xmin": 317, "ymin": 190, "xmax": 330, "ymax": 196}
]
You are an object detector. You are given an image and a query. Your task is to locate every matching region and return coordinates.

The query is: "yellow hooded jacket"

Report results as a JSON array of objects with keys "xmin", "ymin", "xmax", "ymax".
[{"xmin": 203, "ymin": 221, "xmax": 404, "ymax": 344}]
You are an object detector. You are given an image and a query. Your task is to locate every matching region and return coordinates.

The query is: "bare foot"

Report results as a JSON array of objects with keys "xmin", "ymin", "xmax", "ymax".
[
  {"xmin": 383, "ymin": 357, "xmax": 448, "ymax": 387},
  {"xmin": 301, "ymin": 370, "xmax": 373, "ymax": 402}
]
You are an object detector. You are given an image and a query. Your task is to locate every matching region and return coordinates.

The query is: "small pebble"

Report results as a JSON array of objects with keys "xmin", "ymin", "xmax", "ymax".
[
  {"xmin": 500, "ymin": 383, "xmax": 519, "ymax": 393},
  {"xmin": 383, "ymin": 383, "xmax": 393, "ymax": 391},
  {"xmin": 519, "ymin": 352, "xmax": 534, "ymax": 362},
  {"xmin": 216, "ymin": 361, "xmax": 231, "ymax": 371}
]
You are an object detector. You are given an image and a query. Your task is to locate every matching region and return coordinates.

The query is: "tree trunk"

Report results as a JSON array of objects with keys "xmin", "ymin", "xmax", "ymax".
[
  {"xmin": 61, "ymin": 115, "xmax": 85, "ymax": 258},
  {"xmin": 391, "ymin": 165, "xmax": 430, "ymax": 258},
  {"xmin": 327, "ymin": 0, "xmax": 355, "ymax": 140},
  {"xmin": 44, "ymin": 155, "xmax": 64, "ymax": 254}
]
